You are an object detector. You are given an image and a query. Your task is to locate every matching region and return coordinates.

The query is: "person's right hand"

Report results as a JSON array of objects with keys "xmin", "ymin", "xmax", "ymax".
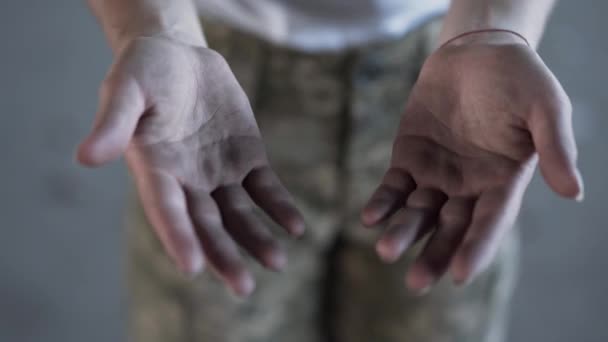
[{"xmin": 76, "ymin": 36, "xmax": 305, "ymax": 297}]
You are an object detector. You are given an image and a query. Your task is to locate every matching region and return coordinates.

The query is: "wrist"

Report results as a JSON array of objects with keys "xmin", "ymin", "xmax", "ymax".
[
  {"xmin": 112, "ymin": 26, "xmax": 207, "ymax": 54},
  {"xmin": 89, "ymin": 0, "xmax": 207, "ymax": 54},
  {"xmin": 441, "ymin": 29, "xmax": 530, "ymax": 49}
]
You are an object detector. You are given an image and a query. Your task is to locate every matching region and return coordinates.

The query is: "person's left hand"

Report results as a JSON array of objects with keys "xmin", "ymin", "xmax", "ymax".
[{"xmin": 361, "ymin": 32, "xmax": 584, "ymax": 292}]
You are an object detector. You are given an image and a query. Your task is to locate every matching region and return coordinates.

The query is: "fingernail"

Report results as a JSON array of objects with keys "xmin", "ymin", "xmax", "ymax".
[{"xmin": 575, "ymin": 169, "xmax": 585, "ymax": 202}]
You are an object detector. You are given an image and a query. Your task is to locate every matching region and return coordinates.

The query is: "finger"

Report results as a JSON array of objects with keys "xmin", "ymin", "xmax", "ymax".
[
  {"xmin": 450, "ymin": 175, "xmax": 529, "ymax": 285},
  {"xmin": 361, "ymin": 168, "xmax": 416, "ymax": 227},
  {"xmin": 376, "ymin": 188, "xmax": 446, "ymax": 263},
  {"xmin": 243, "ymin": 166, "xmax": 305, "ymax": 236},
  {"xmin": 406, "ymin": 197, "xmax": 474, "ymax": 291},
  {"xmin": 530, "ymin": 101, "xmax": 584, "ymax": 200},
  {"xmin": 133, "ymin": 169, "xmax": 204, "ymax": 275},
  {"xmin": 186, "ymin": 189, "xmax": 255, "ymax": 297},
  {"xmin": 213, "ymin": 185, "xmax": 287, "ymax": 271},
  {"xmin": 77, "ymin": 72, "xmax": 145, "ymax": 167}
]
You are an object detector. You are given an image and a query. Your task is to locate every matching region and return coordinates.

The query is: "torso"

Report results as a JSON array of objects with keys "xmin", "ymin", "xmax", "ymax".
[{"xmin": 196, "ymin": 0, "xmax": 449, "ymax": 51}]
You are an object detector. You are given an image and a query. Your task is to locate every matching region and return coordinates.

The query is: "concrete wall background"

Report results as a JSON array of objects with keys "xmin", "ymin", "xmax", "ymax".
[{"xmin": 0, "ymin": 1, "xmax": 605, "ymax": 341}]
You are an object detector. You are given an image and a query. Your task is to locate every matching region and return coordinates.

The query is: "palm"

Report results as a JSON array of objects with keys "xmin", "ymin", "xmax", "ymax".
[
  {"xmin": 79, "ymin": 37, "xmax": 304, "ymax": 296},
  {"xmin": 362, "ymin": 42, "xmax": 582, "ymax": 291},
  {"xmin": 128, "ymin": 38, "xmax": 269, "ymax": 188},
  {"xmin": 393, "ymin": 103, "xmax": 534, "ymax": 200}
]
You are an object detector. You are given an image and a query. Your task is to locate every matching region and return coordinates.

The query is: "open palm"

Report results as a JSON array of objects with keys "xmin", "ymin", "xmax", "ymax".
[
  {"xmin": 78, "ymin": 37, "xmax": 304, "ymax": 296},
  {"xmin": 362, "ymin": 39, "xmax": 583, "ymax": 291}
]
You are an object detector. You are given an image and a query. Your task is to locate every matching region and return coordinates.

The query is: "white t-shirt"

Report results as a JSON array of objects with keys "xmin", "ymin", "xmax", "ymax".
[{"xmin": 196, "ymin": 0, "xmax": 449, "ymax": 51}]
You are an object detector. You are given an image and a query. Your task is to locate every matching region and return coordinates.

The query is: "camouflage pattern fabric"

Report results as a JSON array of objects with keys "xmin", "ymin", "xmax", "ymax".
[{"xmin": 127, "ymin": 19, "xmax": 519, "ymax": 342}]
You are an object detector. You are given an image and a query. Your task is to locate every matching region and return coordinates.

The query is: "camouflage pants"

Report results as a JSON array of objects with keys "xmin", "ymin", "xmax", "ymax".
[{"xmin": 128, "ymin": 19, "xmax": 519, "ymax": 342}]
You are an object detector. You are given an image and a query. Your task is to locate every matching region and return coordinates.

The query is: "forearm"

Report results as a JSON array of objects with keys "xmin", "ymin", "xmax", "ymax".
[
  {"xmin": 439, "ymin": 0, "xmax": 556, "ymax": 48},
  {"xmin": 88, "ymin": 0, "xmax": 206, "ymax": 53}
]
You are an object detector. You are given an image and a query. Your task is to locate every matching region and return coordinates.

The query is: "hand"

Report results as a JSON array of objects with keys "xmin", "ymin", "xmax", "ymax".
[
  {"xmin": 362, "ymin": 33, "xmax": 583, "ymax": 291},
  {"xmin": 77, "ymin": 36, "xmax": 305, "ymax": 296}
]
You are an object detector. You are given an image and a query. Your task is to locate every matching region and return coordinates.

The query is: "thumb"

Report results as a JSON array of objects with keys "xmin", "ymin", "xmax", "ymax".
[
  {"xmin": 77, "ymin": 72, "xmax": 145, "ymax": 167},
  {"xmin": 530, "ymin": 101, "xmax": 584, "ymax": 201}
]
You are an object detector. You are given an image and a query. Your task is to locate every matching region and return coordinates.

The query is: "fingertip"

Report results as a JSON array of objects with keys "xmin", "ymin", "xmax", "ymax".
[
  {"xmin": 169, "ymin": 240, "xmax": 206, "ymax": 277},
  {"xmin": 177, "ymin": 254, "xmax": 205, "ymax": 277},
  {"xmin": 76, "ymin": 140, "xmax": 98, "ymax": 167},
  {"xmin": 231, "ymin": 270, "xmax": 256, "ymax": 298},
  {"xmin": 560, "ymin": 169, "xmax": 583, "ymax": 200},
  {"xmin": 75, "ymin": 137, "xmax": 120, "ymax": 167},
  {"xmin": 450, "ymin": 262, "xmax": 468, "ymax": 286},
  {"xmin": 550, "ymin": 174, "xmax": 583, "ymax": 201},
  {"xmin": 218, "ymin": 263, "xmax": 256, "ymax": 297},
  {"xmin": 361, "ymin": 204, "xmax": 383, "ymax": 227},
  {"xmin": 540, "ymin": 160, "xmax": 585, "ymax": 201},
  {"xmin": 287, "ymin": 213, "xmax": 306, "ymax": 237},
  {"xmin": 449, "ymin": 249, "xmax": 475, "ymax": 286},
  {"xmin": 262, "ymin": 245, "xmax": 287, "ymax": 272},
  {"xmin": 268, "ymin": 203, "xmax": 306, "ymax": 237},
  {"xmin": 406, "ymin": 263, "xmax": 434, "ymax": 295},
  {"xmin": 360, "ymin": 210, "xmax": 376, "ymax": 227},
  {"xmin": 406, "ymin": 263, "xmax": 435, "ymax": 292},
  {"xmin": 376, "ymin": 239, "xmax": 400, "ymax": 263}
]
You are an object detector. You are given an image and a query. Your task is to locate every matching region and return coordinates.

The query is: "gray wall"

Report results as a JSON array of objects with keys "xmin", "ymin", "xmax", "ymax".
[{"xmin": 0, "ymin": 1, "xmax": 605, "ymax": 341}]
